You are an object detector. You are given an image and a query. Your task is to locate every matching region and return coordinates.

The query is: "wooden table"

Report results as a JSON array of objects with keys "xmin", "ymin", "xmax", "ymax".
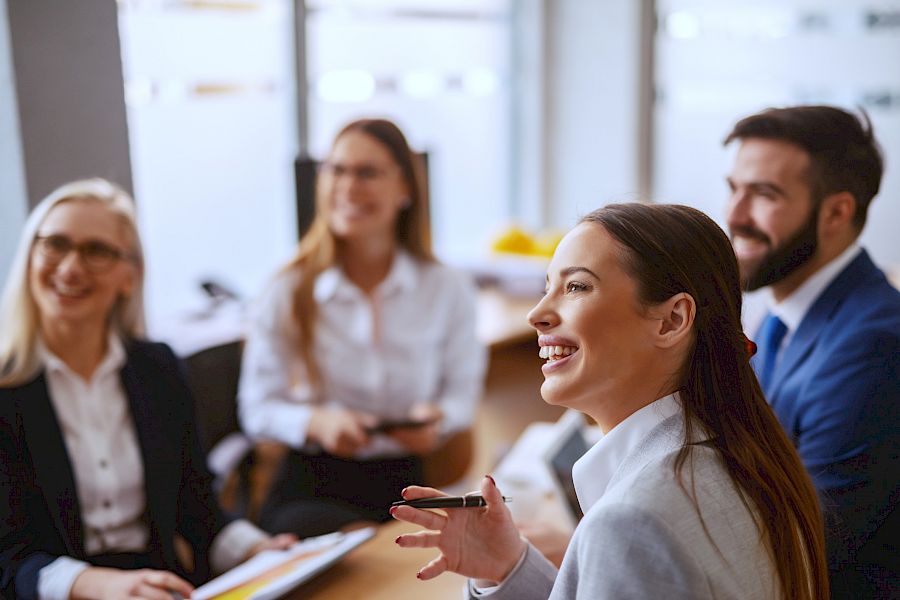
[{"xmin": 286, "ymin": 520, "xmax": 467, "ymax": 599}]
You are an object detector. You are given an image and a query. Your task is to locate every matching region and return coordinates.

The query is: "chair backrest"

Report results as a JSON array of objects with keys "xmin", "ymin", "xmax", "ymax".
[{"xmin": 182, "ymin": 340, "xmax": 244, "ymax": 456}]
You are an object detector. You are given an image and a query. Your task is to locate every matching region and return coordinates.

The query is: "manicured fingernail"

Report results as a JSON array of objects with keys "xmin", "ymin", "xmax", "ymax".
[
  {"xmin": 401, "ymin": 487, "xmax": 409, "ymax": 498},
  {"xmin": 389, "ymin": 506, "xmax": 398, "ymax": 516},
  {"xmin": 485, "ymin": 474, "xmax": 496, "ymax": 485},
  {"xmin": 394, "ymin": 536, "xmax": 401, "ymax": 545},
  {"xmin": 416, "ymin": 571, "xmax": 424, "ymax": 580}
]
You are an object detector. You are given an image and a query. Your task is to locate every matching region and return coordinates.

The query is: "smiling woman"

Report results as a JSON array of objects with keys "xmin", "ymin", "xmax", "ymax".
[
  {"xmin": 237, "ymin": 119, "xmax": 487, "ymax": 538},
  {"xmin": 0, "ymin": 179, "xmax": 293, "ymax": 600},
  {"xmin": 392, "ymin": 203, "xmax": 830, "ymax": 600}
]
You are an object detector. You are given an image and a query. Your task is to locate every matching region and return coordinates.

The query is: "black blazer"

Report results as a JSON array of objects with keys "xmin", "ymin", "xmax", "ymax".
[{"xmin": 0, "ymin": 340, "xmax": 230, "ymax": 599}]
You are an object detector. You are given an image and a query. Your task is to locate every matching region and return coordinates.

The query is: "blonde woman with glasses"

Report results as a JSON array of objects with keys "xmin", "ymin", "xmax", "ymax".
[{"xmin": 0, "ymin": 179, "xmax": 294, "ymax": 600}]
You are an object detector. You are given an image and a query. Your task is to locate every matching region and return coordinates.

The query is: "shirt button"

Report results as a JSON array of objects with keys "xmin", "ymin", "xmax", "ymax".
[
  {"xmin": 99, "ymin": 459, "xmax": 108, "ymax": 468},
  {"xmin": 103, "ymin": 500, "xmax": 112, "ymax": 509}
]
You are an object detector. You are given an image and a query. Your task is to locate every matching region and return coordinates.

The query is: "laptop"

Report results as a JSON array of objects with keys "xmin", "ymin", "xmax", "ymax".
[{"xmin": 542, "ymin": 409, "xmax": 591, "ymax": 528}]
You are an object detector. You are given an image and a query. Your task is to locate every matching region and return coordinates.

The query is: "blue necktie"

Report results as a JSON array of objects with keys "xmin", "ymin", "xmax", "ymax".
[{"xmin": 755, "ymin": 313, "xmax": 788, "ymax": 393}]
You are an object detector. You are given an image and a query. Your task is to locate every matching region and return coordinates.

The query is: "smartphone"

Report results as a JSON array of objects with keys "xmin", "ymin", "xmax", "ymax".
[{"xmin": 367, "ymin": 417, "xmax": 439, "ymax": 434}]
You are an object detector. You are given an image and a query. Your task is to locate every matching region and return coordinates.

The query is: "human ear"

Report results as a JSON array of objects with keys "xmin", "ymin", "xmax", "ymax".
[
  {"xmin": 118, "ymin": 263, "xmax": 137, "ymax": 299},
  {"xmin": 652, "ymin": 292, "xmax": 695, "ymax": 348},
  {"xmin": 818, "ymin": 191, "xmax": 856, "ymax": 234}
]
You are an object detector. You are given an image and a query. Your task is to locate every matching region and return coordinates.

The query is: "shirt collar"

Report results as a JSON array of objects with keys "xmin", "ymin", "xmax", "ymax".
[
  {"xmin": 313, "ymin": 249, "xmax": 418, "ymax": 302},
  {"xmin": 769, "ymin": 243, "xmax": 862, "ymax": 332},
  {"xmin": 572, "ymin": 393, "xmax": 682, "ymax": 514},
  {"xmin": 39, "ymin": 331, "xmax": 127, "ymax": 382}
]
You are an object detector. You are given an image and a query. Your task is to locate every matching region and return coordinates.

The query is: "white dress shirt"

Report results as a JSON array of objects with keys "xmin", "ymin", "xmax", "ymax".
[
  {"xmin": 767, "ymin": 243, "xmax": 862, "ymax": 354},
  {"xmin": 238, "ymin": 250, "xmax": 487, "ymax": 458},
  {"xmin": 36, "ymin": 335, "xmax": 267, "ymax": 600},
  {"xmin": 571, "ymin": 393, "xmax": 682, "ymax": 512}
]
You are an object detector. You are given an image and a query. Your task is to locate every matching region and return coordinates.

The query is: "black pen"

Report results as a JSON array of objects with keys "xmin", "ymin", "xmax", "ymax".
[{"xmin": 392, "ymin": 495, "xmax": 512, "ymax": 509}]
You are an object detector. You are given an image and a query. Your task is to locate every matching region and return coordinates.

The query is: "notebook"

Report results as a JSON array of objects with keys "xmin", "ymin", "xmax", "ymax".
[{"xmin": 192, "ymin": 527, "xmax": 375, "ymax": 600}]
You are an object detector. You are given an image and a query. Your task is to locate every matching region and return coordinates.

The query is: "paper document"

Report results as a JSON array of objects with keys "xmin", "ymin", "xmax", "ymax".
[{"xmin": 192, "ymin": 527, "xmax": 375, "ymax": 600}]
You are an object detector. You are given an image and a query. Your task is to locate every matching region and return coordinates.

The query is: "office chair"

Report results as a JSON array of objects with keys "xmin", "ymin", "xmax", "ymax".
[{"xmin": 182, "ymin": 341, "xmax": 257, "ymax": 519}]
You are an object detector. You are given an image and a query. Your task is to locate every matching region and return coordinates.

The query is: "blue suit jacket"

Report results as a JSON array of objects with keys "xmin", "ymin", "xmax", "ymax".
[
  {"xmin": 753, "ymin": 250, "xmax": 900, "ymax": 598},
  {"xmin": 0, "ymin": 341, "xmax": 230, "ymax": 599}
]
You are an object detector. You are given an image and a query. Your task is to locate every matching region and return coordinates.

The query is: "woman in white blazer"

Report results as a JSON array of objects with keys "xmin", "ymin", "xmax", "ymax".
[{"xmin": 392, "ymin": 203, "xmax": 829, "ymax": 600}]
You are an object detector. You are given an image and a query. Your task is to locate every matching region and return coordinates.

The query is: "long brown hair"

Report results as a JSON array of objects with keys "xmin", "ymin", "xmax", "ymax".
[
  {"xmin": 584, "ymin": 203, "xmax": 828, "ymax": 600},
  {"xmin": 285, "ymin": 119, "xmax": 433, "ymax": 388}
]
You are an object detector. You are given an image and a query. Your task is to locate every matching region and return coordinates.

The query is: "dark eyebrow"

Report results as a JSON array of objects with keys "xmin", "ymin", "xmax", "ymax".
[
  {"xmin": 726, "ymin": 177, "xmax": 787, "ymax": 198},
  {"xmin": 560, "ymin": 266, "xmax": 600, "ymax": 279},
  {"xmin": 544, "ymin": 266, "xmax": 600, "ymax": 286}
]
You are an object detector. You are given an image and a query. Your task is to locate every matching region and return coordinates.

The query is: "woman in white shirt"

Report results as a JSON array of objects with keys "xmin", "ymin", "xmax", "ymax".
[
  {"xmin": 238, "ymin": 119, "xmax": 486, "ymax": 537},
  {"xmin": 0, "ymin": 179, "xmax": 294, "ymax": 600},
  {"xmin": 392, "ymin": 203, "xmax": 830, "ymax": 599}
]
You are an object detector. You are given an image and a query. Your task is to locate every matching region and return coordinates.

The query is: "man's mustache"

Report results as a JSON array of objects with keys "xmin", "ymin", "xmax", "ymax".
[{"xmin": 730, "ymin": 226, "xmax": 770, "ymax": 245}]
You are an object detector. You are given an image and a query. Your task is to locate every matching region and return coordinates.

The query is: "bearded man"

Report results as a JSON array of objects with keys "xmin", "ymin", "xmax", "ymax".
[{"xmin": 725, "ymin": 105, "xmax": 899, "ymax": 599}]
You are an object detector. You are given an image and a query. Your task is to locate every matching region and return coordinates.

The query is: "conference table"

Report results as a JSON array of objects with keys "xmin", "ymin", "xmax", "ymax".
[{"xmin": 287, "ymin": 520, "xmax": 468, "ymax": 599}]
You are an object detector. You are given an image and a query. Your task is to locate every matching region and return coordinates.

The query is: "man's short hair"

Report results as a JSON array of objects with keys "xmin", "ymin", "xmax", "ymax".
[{"xmin": 724, "ymin": 105, "xmax": 884, "ymax": 229}]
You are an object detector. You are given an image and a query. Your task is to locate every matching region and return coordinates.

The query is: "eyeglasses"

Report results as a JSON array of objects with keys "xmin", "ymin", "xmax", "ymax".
[
  {"xmin": 33, "ymin": 235, "xmax": 131, "ymax": 274},
  {"xmin": 319, "ymin": 161, "xmax": 396, "ymax": 183}
]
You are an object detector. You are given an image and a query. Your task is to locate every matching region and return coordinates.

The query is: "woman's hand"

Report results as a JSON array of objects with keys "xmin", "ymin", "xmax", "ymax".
[
  {"xmin": 70, "ymin": 567, "xmax": 193, "ymax": 600},
  {"xmin": 392, "ymin": 476, "xmax": 527, "ymax": 584},
  {"xmin": 307, "ymin": 407, "xmax": 377, "ymax": 457},
  {"xmin": 387, "ymin": 404, "xmax": 443, "ymax": 455},
  {"xmin": 243, "ymin": 532, "xmax": 299, "ymax": 561}
]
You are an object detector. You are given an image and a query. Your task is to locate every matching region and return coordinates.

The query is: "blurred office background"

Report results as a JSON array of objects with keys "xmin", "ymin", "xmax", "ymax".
[{"xmin": 2, "ymin": 0, "xmax": 899, "ymax": 332}]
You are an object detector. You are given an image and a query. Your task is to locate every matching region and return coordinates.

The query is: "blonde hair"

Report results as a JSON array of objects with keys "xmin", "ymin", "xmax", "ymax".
[
  {"xmin": 0, "ymin": 178, "xmax": 146, "ymax": 387},
  {"xmin": 286, "ymin": 119, "xmax": 433, "ymax": 388}
]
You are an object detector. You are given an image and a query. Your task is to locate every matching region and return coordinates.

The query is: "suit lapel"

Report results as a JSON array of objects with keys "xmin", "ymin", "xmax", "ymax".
[
  {"xmin": 119, "ymin": 356, "xmax": 165, "ymax": 534},
  {"xmin": 19, "ymin": 374, "xmax": 84, "ymax": 557},
  {"xmin": 768, "ymin": 251, "xmax": 877, "ymax": 399}
]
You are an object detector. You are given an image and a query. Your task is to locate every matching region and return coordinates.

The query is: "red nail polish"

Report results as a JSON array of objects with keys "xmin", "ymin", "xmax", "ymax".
[
  {"xmin": 394, "ymin": 536, "xmax": 401, "ymax": 544},
  {"xmin": 389, "ymin": 506, "xmax": 397, "ymax": 516},
  {"xmin": 401, "ymin": 487, "xmax": 409, "ymax": 498},
  {"xmin": 486, "ymin": 474, "xmax": 496, "ymax": 485},
  {"xmin": 416, "ymin": 571, "xmax": 423, "ymax": 580}
]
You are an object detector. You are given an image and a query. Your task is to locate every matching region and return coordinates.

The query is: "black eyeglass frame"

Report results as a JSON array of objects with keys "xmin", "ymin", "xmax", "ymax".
[{"xmin": 32, "ymin": 235, "xmax": 135, "ymax": 274}]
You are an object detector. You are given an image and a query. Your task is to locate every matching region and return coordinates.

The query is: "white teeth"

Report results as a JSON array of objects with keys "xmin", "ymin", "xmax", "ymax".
[
  {"xmin": 54, "ymin": 285, "xmax": 88, "ymax": 297},
  {"xmin": 538, "ymin": 345, "xmax": 577, "ymax": 361}
]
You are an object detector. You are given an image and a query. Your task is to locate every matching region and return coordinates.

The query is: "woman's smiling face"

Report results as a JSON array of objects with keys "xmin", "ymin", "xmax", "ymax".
[{"xmin": 528, "ymin": 222, "xmax": 663, "ymax": 418}]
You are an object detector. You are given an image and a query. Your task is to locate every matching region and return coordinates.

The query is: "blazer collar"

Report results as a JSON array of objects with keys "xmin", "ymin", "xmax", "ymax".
[
  {"xmin": 117, "ymin": 346, "xmax": 171, "ymax": 545},
  {"xmin": 768, "ymin": 250, "xmax": 880, "ymax": 396},
  {"xmin": 573, "ymin": 394, "xmax": 689, "ymax": 514},
  {"xmin": 19, "ymin": 374, "xmax": 84, "ymax": 557}
]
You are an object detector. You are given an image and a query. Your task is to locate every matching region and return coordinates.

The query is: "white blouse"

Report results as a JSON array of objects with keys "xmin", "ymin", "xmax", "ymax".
[{"xmin": 238, "ymin": 250, "xmax": 487, "ymax": 458}]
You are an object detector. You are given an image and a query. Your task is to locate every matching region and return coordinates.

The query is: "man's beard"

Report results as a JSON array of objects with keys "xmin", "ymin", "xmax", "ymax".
[{"xmin": 734, "ymin": 209, "xmax": 819, "ymax": 292}]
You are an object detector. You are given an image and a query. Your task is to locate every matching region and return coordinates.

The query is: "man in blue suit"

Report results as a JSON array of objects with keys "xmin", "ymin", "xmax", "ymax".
[{"xmin": 724, "ymin": 105, "xmax": 899, "ymax": 599}]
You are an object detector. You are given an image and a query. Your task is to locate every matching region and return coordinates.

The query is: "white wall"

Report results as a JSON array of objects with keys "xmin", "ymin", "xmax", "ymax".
[
  {"xmin": 118, "ymin": 4, "xmax": 299, "ymax": 331},
  {"xmin": 544, "ymin": 0, "xmax": 643, "ymax": 229},
  {"xmin": 0, "ymin": 0, "xmax": 28, "ymax": 287},
  {"xmin": 654, "ymin": 0, "xmax": 900, "ymax": 271}
]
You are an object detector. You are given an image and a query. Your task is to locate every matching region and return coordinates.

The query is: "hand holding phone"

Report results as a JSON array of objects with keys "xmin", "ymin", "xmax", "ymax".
[
  {"xmin": 381, "ymin": 404, "xmax": 443, "ymax": 454},
  {"xmin": 367, "ymin": 416, "xmax": 439, "ymax": 434}
]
